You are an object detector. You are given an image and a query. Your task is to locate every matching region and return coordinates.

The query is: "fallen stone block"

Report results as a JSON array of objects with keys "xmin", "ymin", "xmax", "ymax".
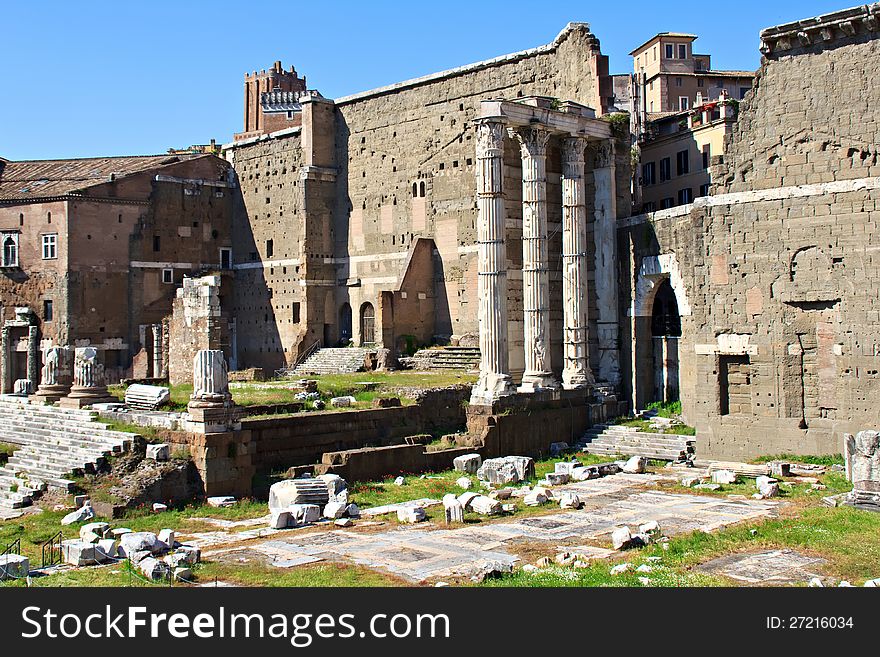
[
  {"xmin": 330, "ymin": 396, "xmax": 356, "ymax": 408},
  {"xmin": 453, "ymin": 453, "xmax": 482, "ymax": 474},
  {"xmin": 490, "ymin": 488, "xmax": 513, "ymax": 500},
  {"xmin": 636, "ymin": 564, "xmax": 653, "ymax": 573},
  {"xmin": 80, "ymin": 530, "xmax": 102, "ymax": 545},
  {"xmin": 545, "ymin": 473, "xmax": 569, "ymax": 485},
  {"xmin": 289, "ymin": 504, "xmax": 321, "ymax": 526},
  {"xmin": 110, "ymin": 528, "xmax": 132, "ymax": 539},
  {"xmin": 145, "ymin": 443, "xmax": 170, "ymax": 462},
  {"xmin": 502, "ymin": 503, "xmax": 516, "ymax": 513},
  {"xmin": 456, "ymin": 476, "xmax": 472, "ymax": 490},
  {"xmin": 476, "ymin": 456, "xmax": 535, "ymax": 485},
  {"xmin": 622, "ymin": 456, "xmax": 648, "ymax": 474},
  {"xmin": 138, "ymin": 557, "xmax": 171, "ymax": 581},
  {"xmin": 207, "ymin": 496, "xmax": 236, "ymax": 508},
  {"xmin": 467, "ymin": 559, "xmax": 513, "ymax": 582},
  {"xmin": 95, "ymin": 539, "xmax": 119, "ymax": 561},
  {"xmin": 469, "ymin": 495, "xmax": 503, "ymax": 516},
  {"xmin": 323, "ymin": 501, "xmax": 347, "ymax": 519},
  {"xmin": 559, "ymin": 492, "xmax": 582, "ymax": 509},
  {"xmin": 397, "ymin": 506, "xmax": 426, "ymax": 523},
  {"xmin": 612, "ymin": 526, "xmax": 633, "ymax": 550},
  {"xmin": 694, "ymin": 483, "xmax": 721, "ymax": 491},
  {"xmin": 80, "ymin": 522, "xmax": 110, "ymax": 541},
  {"xmin": 152, "ymin": 503, "xmax": 168, "ymax": 513},
  {"xmin": 62, "ymin": 540, "xmax": 97, "ymax": 566},
  {"xmin": 711, "ymin": 470, "xmax": 737, "ymax": 484},
  {"xmin": 863, "ymin": 578, "xmax": 880, "ymax": 587},
  {"xmin": 345, "ymin": 503, "xmax": 360, "ymax": 518},
  {"xmin": 523, "ymin": 491, "xmax": 548, "ymax": 507},
  {"xmin": 443, "ymin": 494, "xmax": 464, "ymax": 524},
  {"xmin": 457, "ymin": 491, "xmax": 479, "ymax": 510},
  {"xmin": 173, "ymin": 567, "xmax": 193, "ymax": 582},
  {"xmin": 0, "ymin": 554, "xmax": 29, "ymax": 580},
  {"xmin": 335, "ymin": 518, "xmax": 353, "ymax": 527},
  {"xmin": 758, "ymin": 482, "xmax": 780, "ymax": 498},
  {"xmin": 74, "ymin": 495, "xmax": 90, "ymax": 509},
  {"xmin": 125, "ymin": 384, "xmax": 171, "ymax": 410},
  {"xmin": 638, "ymin": 520, "xmax": 662, "ymax": 540},
  {"xmin": 610, "ymin": 563, "xmax": 632, "ymax": 575},
  {"xmin": 61, "ymin": 504, "xmax": 95, "ymax": 526},
  {"xmin": 269, "ymin": 479, "xmax": 329, "ymax": 510},
  {"xmin": 555, "ymin": 461, "xmax": 582, "ymax": 476},
  {"xmin": 570, "ymin": 466, "xmax": 597, "ymax": 481},
  {"xmin": 165, "ymin": 546, "xmax": 201, "ymax": 568},
  {"xmin": 119, "ymin": 532, "xmax": 163, "ymax": 557},
  {"xmin": 769, "ymin": 461, "xmax": 792, "ymax": 478},
  {"xmin": 158, "ymin": 529, "xmax": 175, "ymax": 547},
  {"xmin": 680, "ymin": 476, "xmax": 702, "ymax": 487},
  {"xmin": 317, "ymin": 474, "xmax": 347, "ymax": 500}
]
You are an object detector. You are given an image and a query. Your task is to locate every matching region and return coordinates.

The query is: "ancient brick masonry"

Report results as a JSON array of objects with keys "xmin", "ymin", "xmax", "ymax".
[{"xmin": 619, "ymin": 4, "xmax": 880, "ymax": 459}]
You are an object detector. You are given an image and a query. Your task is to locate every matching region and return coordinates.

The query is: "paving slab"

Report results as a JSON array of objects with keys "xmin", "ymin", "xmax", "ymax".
[{"xmin": 698, "ymin": 549, "xmax": 827, "ymax": 585}]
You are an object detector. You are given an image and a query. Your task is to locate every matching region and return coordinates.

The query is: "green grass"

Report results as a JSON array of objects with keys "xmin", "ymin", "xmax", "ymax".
[
  {"xmin": 663, "ymin": 471, "xmax": 852, "ymax": 501},
  {"xmin": 110, "ymin": 370, "xmax": 475, "ymax": 417},
  {"xmin": 611, "ymin": 417, "xmax": 695, "ymax": 436},
  {"xmin": 193, "ymin": 561, "xmax": 403, "ymax": 587},
  {"xmin": 751, "ymin": 453, "xmax": 845, "ymax": 466},
  {"xmin": 0, "ymin": 442, "xmax": 16, "ymax": 465},
  {"xmin": 646, "ymin": 400, "xmax": 682, "ymax": 418},
  {"xmin": 348, "ymin": 450, "xmax": 615, "ymax": 521},
  {"xmin": 0, "ymin": 500, "xmax": 269, "ymax": 567}
]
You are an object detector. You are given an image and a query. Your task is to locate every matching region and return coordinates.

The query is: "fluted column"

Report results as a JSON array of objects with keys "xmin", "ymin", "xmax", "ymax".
[
  {"xmin": 561, "ymin": 136, "xmax": 594, "ymax": 389},
  {"xmin": 189, "ymin": 349, "xmax": 231, "ymax": 408},
  {"xmin": 470, "ymin": 118, "xmax": 515, "ymax": 405},
  {"xmin": 34, "ymin": 345, "xmax": 73, "ymax": 403},
  {"xmin": 61, "ymin": 346, "xmax": 115, "ymax": 408},
  {"xmin": 152, "ymin": 323, "xmax": 163, "ymax": 379},
  {"xmin": 512, "ymin": 125, "xmax": 557, "ymax": 392},
  {"xmin": 592, "ymin": 139, "xmax": 621, "ymax": 386}
]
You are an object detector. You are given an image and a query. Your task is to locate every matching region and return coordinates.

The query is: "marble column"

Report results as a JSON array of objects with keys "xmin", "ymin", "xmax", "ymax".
[
  {"xmin": 189, "ymin": 349, "xmax": 231, "ymax": 408},
  {"xmin": 26, "ymin": 326, "xmax": 39, "ymax": 389},
  {"xmin": 512, "ymin": 125, "xmax": 557, "ymax": 392},
  {"xmin": 152, "ymin": 323, "xmax": 163, "ymax": 379},
  {"xmin": 33, "ymin": 345, "xmax": 73, "ymax": 403},
  {"xmin": 561, "ymin": 136, "xmax": 594, "ymax": 389},
  {"xmin": 592, "ymin": 140, "xmax": 621, "ymax": 386},
  {"xmin": 470, "ymin": 119, "xmax": 515, "ymax": 404},
  {"xmin": 61, "ymin": 347, "xmax": 115, "ymax": 408}
]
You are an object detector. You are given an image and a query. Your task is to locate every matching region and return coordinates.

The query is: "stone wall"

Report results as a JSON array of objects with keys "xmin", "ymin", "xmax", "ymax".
[
  {"xmin": 224, "ymin": 24, "xmax": 620, "ymax": 370},
  {"xmin": 620, "ymin": 5, "xmax": 880, "ymax": 459}
]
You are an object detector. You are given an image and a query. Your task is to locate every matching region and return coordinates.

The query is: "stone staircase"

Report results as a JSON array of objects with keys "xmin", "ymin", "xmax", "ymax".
[
  {"xmin": 291, "ymin": 348, "xmax": 373, "ymax": 376},
  {"xmin": 405, "ymin": 346, "xmax": 480, "ymax": 370},
  {"xmin": 576, "ymin": 424, "xmax": 695, "ymax": 462},
  {"xmin": 0, "ymin": 397, "xmax": 138, "ymax": 509}
]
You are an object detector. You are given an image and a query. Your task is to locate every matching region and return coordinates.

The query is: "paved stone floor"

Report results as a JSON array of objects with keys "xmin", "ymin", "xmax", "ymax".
[
  {"xmin": 697, "ymin": 549, "xmax": 827, "ymax": 585},
  {"xmin": 198, "ymin": 473, "xmax": 780, "ymax": 583}
]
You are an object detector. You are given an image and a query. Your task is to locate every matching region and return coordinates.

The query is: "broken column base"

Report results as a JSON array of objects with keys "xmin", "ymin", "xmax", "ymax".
[
  {"xmin": 32, "ymin": 384, "xmax": 72, "ymax": 404},
  {"xmin": 59, "ymin": 386, "xmax": 117, "ymax": 409},
  {"xmin": 843, "ymin": 489, "xmax": 880, "ymax": 512}
]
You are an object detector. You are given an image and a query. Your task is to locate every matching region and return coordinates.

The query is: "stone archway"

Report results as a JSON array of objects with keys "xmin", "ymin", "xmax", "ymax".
[
  {"xmin": 339, "ymin": 303, "xmax": 352, "ymax": 344},
  {"xmin": 650, "ymin": 279, "xmax": 681, "ymax": 403},
  {"xmin": 359, "ymin": 302, "xmax": 375, "ymax": 345}
]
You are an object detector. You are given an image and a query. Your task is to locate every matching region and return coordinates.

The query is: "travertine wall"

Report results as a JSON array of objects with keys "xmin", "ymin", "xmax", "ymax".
[
  {"xmin": 621, "ymin": 7, "xmax": 880, "ymax": 459},
  {"xmin": 225, "ymin": 23, "xmax": 620, "ymax": 372}
]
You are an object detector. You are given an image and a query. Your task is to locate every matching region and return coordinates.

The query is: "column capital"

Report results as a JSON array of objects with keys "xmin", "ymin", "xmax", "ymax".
[
  {"xmin": 509, "ymin": 125, "xmax": 551, "ymax": 159},
  {"xmin": 475, "ymin": 119, "xmax": 507, "ymax": 155},
  {"xmin": 561, "ymin": 136, "xmax": 588, "ymax": 166},
  {"xmin": 590, "ymin": 139, "xmax": 615, "ymax": 169}
]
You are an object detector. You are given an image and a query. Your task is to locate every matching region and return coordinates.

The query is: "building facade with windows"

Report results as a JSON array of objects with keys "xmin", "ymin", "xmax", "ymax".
[
  {"xmin": 638, "ymin": 93, "xmax": 739, "ymax": 212},
  {"xmin": 0, "ymin": 154, "xmax": 235, "ymax": 389},
  {"xmin": 631, "ymin": 32, "xmax": 754, "ymax": 116}
]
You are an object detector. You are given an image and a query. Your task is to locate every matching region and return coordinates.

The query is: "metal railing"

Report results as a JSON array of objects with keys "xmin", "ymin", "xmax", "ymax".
[
  {"xmin": 275, "ymin": 339, "xmax": 321, "ymax": 378},
  {"xmin": 41, "ymin": 531, "xmax": 63, "ymax": 568}
]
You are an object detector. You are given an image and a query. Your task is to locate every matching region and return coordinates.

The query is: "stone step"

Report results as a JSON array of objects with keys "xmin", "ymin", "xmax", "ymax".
[
  {"xmin": 584, "ymin": 434, "xmax": 694, "ymax": 447},
  {"xmin": 5, "ymin": 443, "xmax": 109, "ymax": 468},
  {"xmin": 580, "ymin": 444, "xmax": 687, "ymax": 461},
  {"xmin": 0, "ymin": 421, "xmax": 137, "ymax": 446},
  {"xmin": 0, "ymin": 425, "xmax": 133, "ymax": 451}
]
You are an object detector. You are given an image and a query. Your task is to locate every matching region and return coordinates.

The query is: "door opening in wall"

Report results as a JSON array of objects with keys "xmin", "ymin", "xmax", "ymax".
[
  {"xmin": 719, "ymin": 355, "xmax": 751, "ymax": 415},
  {"xmin": 360, "ymin": 302, "xmax": 375, "ymax": 345},
  {"xmin": 651, "ymin": 279, "xmax": 681, "ymax": 404}
]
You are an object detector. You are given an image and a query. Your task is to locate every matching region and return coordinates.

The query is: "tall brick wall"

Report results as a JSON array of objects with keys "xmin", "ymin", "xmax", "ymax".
[{"xmin": 621, "ymin": 7, "xmax": 880, "ymax": 459}]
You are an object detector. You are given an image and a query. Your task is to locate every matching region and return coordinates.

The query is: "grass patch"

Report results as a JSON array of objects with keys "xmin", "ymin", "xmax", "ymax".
[
  {"xmin": 610, "ymin": 416, "xmax": 695, "ymax": 436},
  {"xmin": 646, "ymin": 400, "xmax": 681, "ymax": 418},
  {"xmin": 0, "ymin": 441, "xmax": 16, "ymax": 465},
  {"xmin": 751, "ymin": 453, "xmax": 845, "ymax": 467},
  {"xmin": 194, "ymin": 561, "xmax": 403, "ymax": 587}
]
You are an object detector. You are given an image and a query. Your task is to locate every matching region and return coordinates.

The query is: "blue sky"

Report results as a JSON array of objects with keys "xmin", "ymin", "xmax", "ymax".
[{"xmin": 1, "ymin": 0, "xmax": 848, "ymax": 160}]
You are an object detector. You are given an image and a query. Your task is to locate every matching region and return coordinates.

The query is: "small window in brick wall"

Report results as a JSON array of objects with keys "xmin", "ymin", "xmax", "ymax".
[
  {"xmin": 292, "ymin": 302, "xmax": 301, "ymax": 324},
  {"xmin": 266, "ymin": 239, "xmax": 274, "ymax": 258},
  {"xmin": 153, "ymin": 235, "xmax": 161, "ymax": 252},
  {"xmin": 162, "ymin": 268, "xmax": 174, "ymax": 284},
  {"xmin": 43, "ymin": 299, "xmax": 53, "ymax": 322}
]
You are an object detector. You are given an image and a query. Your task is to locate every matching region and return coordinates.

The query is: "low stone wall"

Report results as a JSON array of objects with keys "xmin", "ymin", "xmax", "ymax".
[
  {"xmin": 465, "ymin": 388, "xmax": 625, "ymax": 459},
  {"xmin": 316, "ymin": 444, "xmax": 475, "ymax": 482}
]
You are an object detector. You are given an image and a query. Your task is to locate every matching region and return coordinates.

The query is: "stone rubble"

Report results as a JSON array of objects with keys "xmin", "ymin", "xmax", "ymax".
[{"xmin": 453, "ymin": 454, "xmax": 482, "ymax": 474}]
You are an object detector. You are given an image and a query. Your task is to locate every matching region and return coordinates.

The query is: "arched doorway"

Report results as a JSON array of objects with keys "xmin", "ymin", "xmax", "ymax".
[
  {"xmin": 339, "ymin": 303, "xmax": 352, "ymax": 345},
  {"xmin": 360, "ymin": 302, "xmax": 375, "ymax": 345},
  {"xmin": 651, "ymin": 279, "xmax": 681, "ymax": 403}
]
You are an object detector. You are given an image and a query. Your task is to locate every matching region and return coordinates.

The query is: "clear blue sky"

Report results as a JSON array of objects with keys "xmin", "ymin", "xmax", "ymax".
[{"xmin": 1, "ymin": 0, "xmax": 848, "ymax": 160}]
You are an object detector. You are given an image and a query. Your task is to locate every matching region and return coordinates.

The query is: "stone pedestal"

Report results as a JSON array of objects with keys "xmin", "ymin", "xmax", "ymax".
[
  {"xmin": 561, "ymin": 136, "xmax": 594, "ymax": 389},
  {"xmin": 513, "ymin": 126, "xmax": 558, "ymax": 392},
  {"xmin": 470, "ymin": 119, "xmax": 515, "ymax": 404},
  {"xmin": 33, "ymin": 345, "xmax": 73, "ymax": 403},
  {"xmin": 187, "ymin": 349, "xmax": 238, "ymax": 433},
  {"xmin": 60, "ymin": 347, "xmax": 116, "ymax": 408},
  {"xmin": 844, "ymin": 430, "xmax": 880, "ymax": 511}
]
